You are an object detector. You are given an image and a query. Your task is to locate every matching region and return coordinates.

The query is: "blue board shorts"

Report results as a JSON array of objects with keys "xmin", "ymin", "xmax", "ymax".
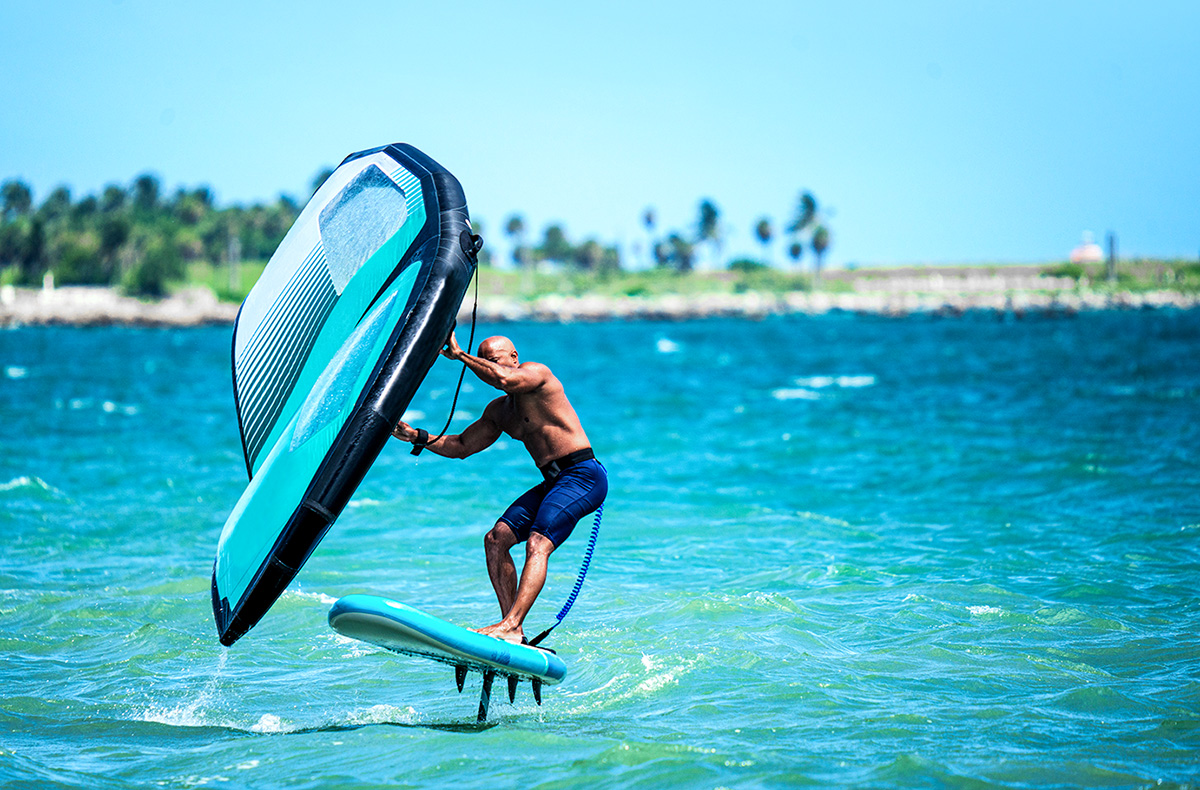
[{"xmin": 500, "ymin": 457, "xmax": 607, "ymax": 547}]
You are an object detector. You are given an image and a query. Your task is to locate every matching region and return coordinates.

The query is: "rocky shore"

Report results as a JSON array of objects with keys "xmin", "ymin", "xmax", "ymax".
[
  {"xmin": 1, "ymin": 279, "xmax": 1196, "ymax": 328},
  {"xmin": 476, "ymin": 288, "xmax": 1199, "ymax": 321}
]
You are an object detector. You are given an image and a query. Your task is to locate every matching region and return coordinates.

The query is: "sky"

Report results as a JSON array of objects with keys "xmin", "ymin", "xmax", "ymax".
[{"xmin": 1, "ymin": 1, "xmax": 1198, "ymax": 269}]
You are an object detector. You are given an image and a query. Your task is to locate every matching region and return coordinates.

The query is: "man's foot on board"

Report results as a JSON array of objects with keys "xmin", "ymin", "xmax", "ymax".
[{"xmin": 474, "ymin": 622, "xmax": 526, "ymax": 644}]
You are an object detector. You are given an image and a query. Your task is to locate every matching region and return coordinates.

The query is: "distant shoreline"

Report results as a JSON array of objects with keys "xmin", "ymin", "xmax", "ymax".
[{"xmin": 1, "ymin": 280, "xmax": 1197, "ymax": 328}]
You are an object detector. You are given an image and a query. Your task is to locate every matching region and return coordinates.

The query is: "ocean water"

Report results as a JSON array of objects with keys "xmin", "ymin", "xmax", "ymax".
[{"xmin": 1, "ymin": 310, "xmax": 1198, "ymax": 789}]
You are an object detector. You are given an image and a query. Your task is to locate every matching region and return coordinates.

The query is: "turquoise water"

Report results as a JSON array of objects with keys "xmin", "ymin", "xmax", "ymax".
[{"xmin": 2, "ymin": 311, "xmax": 1198, "ymax": 788}]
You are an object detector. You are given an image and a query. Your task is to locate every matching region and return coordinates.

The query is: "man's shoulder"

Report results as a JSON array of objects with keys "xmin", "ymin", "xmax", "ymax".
[
  {"xmin": 516, "ymin": 361, "xmax": 557, "ymax": 384},
  {"xmin": 519, "ymin": 361, "xmax": 560, "ymax": 388}
]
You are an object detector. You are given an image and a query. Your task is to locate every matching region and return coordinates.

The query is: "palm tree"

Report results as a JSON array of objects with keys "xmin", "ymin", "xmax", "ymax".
[
  {"xmin": 811, "ymin": 225, "xmax": 830, "ymax": 290},
  {"xmin": 697, "ymin": 199, "xmax": 721, "ymax": 269},
  {"xmin": 653, "ymin": 240, "xmax": 671, "ymax": 268},
  {"xmin": 0, "ymin": 222, "xmax": 22, "ymax": 270},
  {"xmin": 575, "ymin": 239, "xmax": 603, "ymax": 271},
  {"xmin": 541, "ymin": 224, "xmax": 571, "ymax": 265},
  {"xmin": 642, "ymin": 208, "xmax": 655, "ymax": 269},
  {"xmin": 788, "ymin": 192, "xmax": 817, "ymax": 235},
  {"xmin": 787, "ymin": 192, "xmax": 817, "ymax": 272},
  {"xmin": 787, "ymin": 241, "xmax": 803, "ymax": 271},
  {"xmin": 18, "ymin": 217, "xmax": 45, "ymax": 285},
  {"xmin": 39, "ymin": 186, "xmax": 72, "ymax": 222},
  {"xmin": 668, "ymin": 233, "xmax": 695, "ymax": 273},
  {"xmin": 131, "ymin": 173, "xmax": 161, "ymax": 212},
  {"xmin": 2, "ymin": 180, "xmax": 33, "ymax": 221},
  {"xmin": 504, "ymin": 214, "xmax": 527, "ymax": 266},
  {"xmin": 100, "ymin": 185, "xmax": 126, "ymax": 213},
  {"xmin": 505, "ymin": 214, "xmax": 530, "ymax": 292},
  {"xmin": 754, "ymin": 217, "xmax": 773, "ymax": 266}
]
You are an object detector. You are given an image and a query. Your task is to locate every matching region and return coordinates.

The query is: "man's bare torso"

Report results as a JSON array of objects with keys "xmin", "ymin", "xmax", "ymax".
[{"xmin": 484, "ymin": 367, "xmax": 591, "ymax": 467}]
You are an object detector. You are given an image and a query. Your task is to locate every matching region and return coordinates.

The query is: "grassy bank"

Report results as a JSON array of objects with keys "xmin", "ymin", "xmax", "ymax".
[{"xmin": 173, "ymin": 258, "xmax": 1200, "ymax": 305}]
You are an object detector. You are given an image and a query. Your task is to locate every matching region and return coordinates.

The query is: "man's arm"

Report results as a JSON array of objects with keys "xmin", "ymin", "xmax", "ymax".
[
  {"xmin": 393, "ymin": 410, "xmax": 501, "ymax": 459},
  {"xmin": 443, "ymin": 332, "xmax": 549, "ymax": 394}
]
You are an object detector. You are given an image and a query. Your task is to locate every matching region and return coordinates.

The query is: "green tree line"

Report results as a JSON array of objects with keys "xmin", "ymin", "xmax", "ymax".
[
  {"xmin": 1, "ymin": 171, "xmax": 832, "ymax": 298},
  {"xmin": 0, "ymin": 175, "xmax": 299, "ymax": 297}
]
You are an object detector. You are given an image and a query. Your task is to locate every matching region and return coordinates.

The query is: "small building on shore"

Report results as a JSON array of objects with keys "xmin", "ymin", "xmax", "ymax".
[{"xmin": 1070, "ymin": 232, "xmax": 1104, "ymax": 264}]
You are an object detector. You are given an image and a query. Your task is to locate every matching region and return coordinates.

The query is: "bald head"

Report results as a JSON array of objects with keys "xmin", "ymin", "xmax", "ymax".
[{"xmin": 478, "ymin": 336, "xmax": 519, "ymax": 367}]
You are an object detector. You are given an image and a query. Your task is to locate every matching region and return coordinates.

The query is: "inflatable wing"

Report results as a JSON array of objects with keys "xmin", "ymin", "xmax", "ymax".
[{"xmin": 212, "ymin": 144, "xmax": 478, "ymax": 646}]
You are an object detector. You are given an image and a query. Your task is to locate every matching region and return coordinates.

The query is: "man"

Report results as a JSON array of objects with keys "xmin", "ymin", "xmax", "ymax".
[{"xmin": 392, "ymin": 331, "xmax": 607, "ymax": 644}]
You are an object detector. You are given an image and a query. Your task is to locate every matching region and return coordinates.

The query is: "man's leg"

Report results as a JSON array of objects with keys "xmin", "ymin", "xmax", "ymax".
[
  {"xmin": 477, "ymin": 532, "xmax": 556, "ymax": 643},
  {"xmin": 483, "ymin": 521, "xmax": 521, "ymax": 617}
]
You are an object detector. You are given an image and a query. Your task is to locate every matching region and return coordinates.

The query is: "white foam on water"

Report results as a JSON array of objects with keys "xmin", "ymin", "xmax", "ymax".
[
  {"xmin": 0, "ymin": 475, "xmax": 65, "ymax": 497},
  {"xmin": 53, "ymin": 397, "xmax": 137, "ymax": 415},
  {"xmin": 634, "ymin": 652, "xmax": 694, "ymax": 694},
  {"xmin": 325, "ymin": 631, "xmax": 379, "ymax": 658},
  {"xmin": 142, "ymin": 703, "xmax": 222, "ymax": 730},
  {"xmin": 178, "ymin": 774, "xmax": 231, "ymax": 786},
  {"xmin": 967, "ymin": 605, "xmax": 1004, "ymax": 616},
  {"xmin": 401, "ymin": 409, "xmax": 425, "ymax": 422},
  {"xmin": 772, "ymin": 388, "xmax": 821, "ymax": 401},
  {"xmin": 4, "ymin": 366, "xmax": 27, "ymax": 379},
  {"xmin": 656, "ymin": 338, "xmax": 681, "ymax": 354},
  {"xmin": 562, "ymin": 651, "xmax": 700, "ymax": 716},
  {"xmin": 346, "ymin": 704, "xmax": 420, "ymax": 726},
  {"xmin": 249, "ymin": 713, "xmax": 285, "ymax": 733},
  {"xmin": 284, "ymin": 589, "xmax": 339, "ymax": 605},
  {"xmin": 139, "ymin": 652, "xmax": 235, "ymax": 730},
  {"xmin": 796, "ymin": 511, "xmax": 853, "ymax": 527},
  {"xmin": 795, "ymin": 375, "xmax": 876, "ymax": 388}
]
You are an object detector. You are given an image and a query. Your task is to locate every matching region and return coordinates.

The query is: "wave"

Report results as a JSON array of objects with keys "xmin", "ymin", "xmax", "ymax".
[
  {"xmin": 794, "ymin": 374, "xmax": 876, "ymax": 388},
  {"xmin": 655, "ymin": 338, "xmax": 681, "ymax": 354},
  {"xmin": 0, "ymin": 475, "xmax": 67, "ymax": 499},
  {"xmin": 771, "ymin": 388, "xmax": 821, "ymax": 401},
  {"xmin": 52, "ymin": 397, "xmax": 139, "ymax": 416},
  {"xmin": 282, "ymin": 589, "xmax": 339, "ymax": 606}
]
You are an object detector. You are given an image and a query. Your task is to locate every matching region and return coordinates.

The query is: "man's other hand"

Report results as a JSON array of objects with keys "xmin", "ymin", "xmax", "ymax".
[
  {"xmin": 441, "ymin": 330, "xmax": 463, "ymax": 360},
  {"xmin": 392, "ymin": 421, "xmax": 418, "ymax": 442}
]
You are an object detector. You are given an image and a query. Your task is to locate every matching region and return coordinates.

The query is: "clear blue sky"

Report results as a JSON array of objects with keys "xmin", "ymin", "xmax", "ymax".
[{"xmin": 2, "ymin": 1, "xmax": 1197, "ymax": 269}]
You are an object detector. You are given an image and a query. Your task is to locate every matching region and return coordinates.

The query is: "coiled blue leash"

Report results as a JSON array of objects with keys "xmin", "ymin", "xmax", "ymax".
[{"xmin": 528, "ymin": 501, "xmax": 603, "ymax": 647}]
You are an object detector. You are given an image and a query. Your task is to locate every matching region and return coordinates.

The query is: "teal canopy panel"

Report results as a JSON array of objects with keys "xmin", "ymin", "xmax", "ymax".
[{"xmin": 212, "ymin": 144, "xmax": 478, "ymax": 647}]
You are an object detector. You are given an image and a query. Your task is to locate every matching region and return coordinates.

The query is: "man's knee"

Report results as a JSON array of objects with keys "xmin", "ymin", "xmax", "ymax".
[
  {"xmin": 485, "ymin": 521, "xmax": 517, "ymax": 551},
  {"xmin": 527, "ymin": 531, "xmax": 556, "ymax": 557}
]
